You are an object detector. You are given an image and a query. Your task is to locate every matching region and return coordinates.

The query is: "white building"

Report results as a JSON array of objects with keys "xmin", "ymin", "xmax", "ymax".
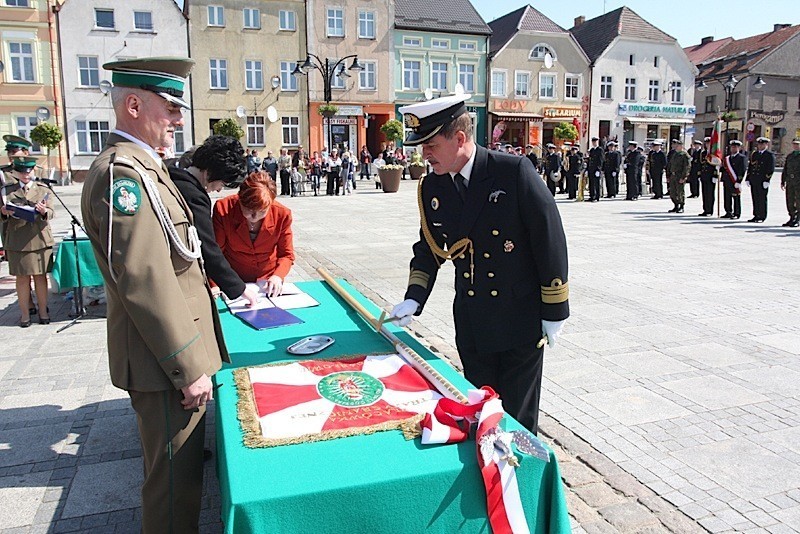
[
  {"xmin": 570, "ymin": 7, "xmax": 697, "ymax": 147},
  {"xmin": 55, "ymin": 0, "xmax": 192, "ymax": 178}
]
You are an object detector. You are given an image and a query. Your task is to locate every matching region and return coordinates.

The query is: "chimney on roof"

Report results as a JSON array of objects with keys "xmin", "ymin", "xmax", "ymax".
[
  {"xmin": 574, "ymin": 16, "xmax": 585, "ymax": 28},
  {"xmin": 701, "ymin": 36, "xmax": 713, "ymax": 45},
  {"xmin": 774, "ymin": 23, "xmax": 791, "ymax": 32}
]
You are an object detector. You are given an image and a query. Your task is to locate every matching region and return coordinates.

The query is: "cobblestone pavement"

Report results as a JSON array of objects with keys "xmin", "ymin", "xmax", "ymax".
[{"xmin": 0, "ymin": 176, "xmax": 796, "ymax": 533}]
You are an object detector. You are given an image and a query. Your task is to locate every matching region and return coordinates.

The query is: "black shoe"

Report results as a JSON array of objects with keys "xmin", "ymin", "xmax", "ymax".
[
  {"xmin": 721, "ymin": 213, "xmax": 733, "ymax": 219},
  {"xmin": 676, "ymin": 207, "xmax": 684, "ymax": 213},
  {"xmin": 747, "ymin": 217, "xmax": 758, "ymax": 222},
  {"xmin": 38, "ymin": 306, "xmax": 50, "ymax": 324},
  {"xmin": 783, "ymin": 219, "xmax": 794, "ymax": 227},
  {"xmin": 698, "ymin": 212, "xmax": 710, "ymax": 217},
  {"xmin": 20, "ymin": 318, "xmax": 31, "ymax": 328},
  {"xmin": 790, "ymin": 221, "xmax": 800, "ymax": 228},
  {"xmin": 732, "ymin": 215, "xmax": 740, "ymax": 219},
  {"xmin": 754, "ymin": 219, "xmax": 764, "ymax": 223},
  {"xmin": 668, "ymin": 207, "xmax": 678, "ymax": 213}
]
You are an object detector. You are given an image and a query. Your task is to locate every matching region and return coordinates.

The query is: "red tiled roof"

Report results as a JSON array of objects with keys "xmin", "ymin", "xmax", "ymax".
[
  {"xmin": 684, "ymin": 38, "xmax": 733, "ymax": 64},
  {"xmin": 696, "ymin": 25, "xmax": 800, "ymax": 78}
]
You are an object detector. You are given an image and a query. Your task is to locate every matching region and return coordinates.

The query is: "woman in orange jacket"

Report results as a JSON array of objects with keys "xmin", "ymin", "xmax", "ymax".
[{"xmin": 212, "ymin": 171, "xmax": 294, "ymax": 296}]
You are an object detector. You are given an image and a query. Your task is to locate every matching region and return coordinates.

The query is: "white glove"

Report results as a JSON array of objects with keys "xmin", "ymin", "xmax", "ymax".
[
  {"xmin": 390, "ymin": 299, "xmax": 420, "ymax": 327},
  {"xmin": 541, "ymin": 320, "xmax": 566, "ymax": 348},
  {"xmin": 763, "ymin": 181, "xmax": 769, "ymax": 189}
]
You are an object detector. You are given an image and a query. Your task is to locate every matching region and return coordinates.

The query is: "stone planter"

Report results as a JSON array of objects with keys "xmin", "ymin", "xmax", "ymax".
[
  {"xmin": 378, "ymin": 168, "xmax": 403, "ymax": 193},
  {"xmin": 408, "ymin": 165, "xmax": 426, "ymax": 180}
]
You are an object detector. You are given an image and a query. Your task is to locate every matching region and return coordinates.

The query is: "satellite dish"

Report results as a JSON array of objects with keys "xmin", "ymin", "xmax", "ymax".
[
  {"xmin": 544, "ymin": 53, "xmax": 554, "ymax": 69},
  {"xmin": 453, "ymin": 83, "xmax": 465, "ymax": 96},
  {"xmin": 235, "ymin": 105, "xmax": 247, "ymax": 118},
  {"xmin": 266, "ymin": 106, "xmax": 279, "ymax": 123},
  {"xmin": 424, "ymin": 87, "xmax": 433, "ymax": 101},
  {"xmin": 36, "ymin": 107, "xmax": 51, "ymax": 121},
  {"xmin": 99, "ymin": 80, "xmax": 112, "ymax": 95}
]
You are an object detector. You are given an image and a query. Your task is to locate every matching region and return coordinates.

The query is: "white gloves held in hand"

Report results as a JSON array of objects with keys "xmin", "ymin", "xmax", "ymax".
[
  {"xmin": 541, "ymin": 319, "xmax": 566, "ymax": 348},
  {"xmin": 390, "ymin": 299, "xmax": 420, "ymax": 327}
]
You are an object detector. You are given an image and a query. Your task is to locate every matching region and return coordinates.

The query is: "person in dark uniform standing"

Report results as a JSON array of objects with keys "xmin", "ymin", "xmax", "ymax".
[
  {"xmin": 390, "ymin": 94, "xmax": 569, "ymax": 434},
  {"xmin": 566, "ymin": 145, "xmax": 583, "ymax": 200},
  {"xmin": 635, "ymin": 146, "xmax": 646, "ymax": 197},
  {"xmin": 783, "ymin": 139, "xmax": 800, "ymax": 227},
  {"xmin": 624, "ymin": 141, "xmax": 640, "ymax": 200},
  {"xmin": 586, "ymin": 137, "xmax": 604, "ymax": 202},
  {"xmin": 603, "ymin": 141, "xmax": 621, "ymax": 198},
  {"xmin": 525, "ymin": 144, "xmax": 539, "ymax": 171},
  {"xmin": 721, "ymin": 139, "xmax": 747, "ymax": 219},
  {"xmin": 81, "ymin": 58, "xmax": 228, "ymax": 533},
  {"xmin": 698, "ymin": 137, "xmax": 719, "ymax": 216},
  {"xmin": 647, "ymin": 140, "xmax": 667, "ymax": 199},
  {"xmin": 543, "ymin": 143, "xmax": 562, "ymax": 197},
  {"xmin": 745, "ymin": 136, "xmax": 775, "ymax": 223},
  {"xmin": 688, "ymin": 139, "xmax": 703, "ymax": 198},
  {"xmin": 665, "ymin": 139, "xmax": 678, "ymax": 201}
]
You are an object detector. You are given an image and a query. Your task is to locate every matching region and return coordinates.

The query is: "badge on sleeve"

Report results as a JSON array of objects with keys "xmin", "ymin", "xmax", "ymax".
[
  {"xmin": 431, "ymin": 197, "xmax": 439, "ymax": 210},
  {"xmin": 111, "ymin": 178, "xmax": 141, "ymax": 215}
]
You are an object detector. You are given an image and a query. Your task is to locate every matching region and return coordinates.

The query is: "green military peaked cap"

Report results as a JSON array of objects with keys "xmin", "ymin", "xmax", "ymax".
[
  {"xmin": 103, "ymin": 57, "xmax": 195, "ymax": 109},
  {"xmin": 3, "ymin": 134, "xmax": 32, "ymax": 152},
  {"xmin": 11, "ymin": 156, "xmax": 37, "ymax": 170}
]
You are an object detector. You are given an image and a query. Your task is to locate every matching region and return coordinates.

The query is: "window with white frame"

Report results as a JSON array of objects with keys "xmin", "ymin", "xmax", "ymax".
[
  {"xmin": 459, "ymin": 41, "xmax": 476, "ymax": 52},
  {"xmin": 209, "ymin": 59, "xmax": 227, "ymax": 89},
  {"xmin": 515, "ymin": 71, "xmax": 530, "ymax": 98},
  {"xmin": 565, "ymin": 75, "xmax": 579, "ymax": 99},
  {"xmin": 539, "ymin": 72, "xmax": 556, "ymax": 99},
  {"xmin": 327, "ymin": 8, "xmax": 344, "ymax": 37},
  {"xmin": 247, "ymin": 116, "xmax": 265, "ymax": 145},
  {"xmin": 208, "ymin": 5, "xmax": 224, "ymax": 26},
  {"xmin": 431, "ymin": 62, "xmax": 447, "ymax": 91},
  {"xmin": 243, "ymin": 8, "xmax": 260, "ymax": 29},
  {"xmin": 529, "ymin": 44, "xmax": 555, "ymax": 60},
  {"xmin": 8, "ymin": 42, "xmax": 35, "ymax": 82},
  {"xmin": 282, "ymin": 116, "xmax": 299, "ymax": 146},
  {"xmin": 600, "ymin": 75, "xmax": 612, "ymax": 99},
  {"xmin": 5, "ymin": 0, "xmax": 30, "ymax": 6},
  {"xmin": 358, "ymin": 10, "xmax": 375, "ymax": 39},
  {"xmin": 78, "ymin": 56, "xmax": 100, "ymax": 87},
  {"xmin": 491, "ymin": 70, "xmax": 506, "ymax": 97},
  {"xmin": 245, "ymin": 60, "xmax": 263, "ymax": 90},
  {"xmin": 76, "ymin": 120, "xmax": 110, "ymax": 154},
  {"xmin": 280, "ymin": 61, "xmax": 298, "ymax": 91},
  {"xmin": 671, "ymin": 81, "xmax": 682, "ymax": 103},
  {"xmin": 94, "ymin": 8, "xmax": 114, "ymax": 29},
  {"xmin": 16, "ymin": 116, "xmax": 40, "ymax": 152},
  {"xmin": 359, "ymin": 61, "xmax": 376, "ymax": 90},
  {"xmin": 648, "ymin": 80, "xmax": 659, "ymax": 102},
  {"xmin": 133, "ymin": 11, "xmax": 153, "ymax": 31},
  {"xmin": 459, "ymin": 64, "xmax": 475, "ymax": 93},
  {"xmin": 403, "ymin": 60, "xmax": 420, "ymax": 90},
  {"xmin": 403, "ymin": 36, "xmax": 421, "ymax": 47},
  {"xmin": 624, "ymin": 78, "xmax": 636, "ymax": 101},
  {"xmin": 431, "ymin": 39, "xmax": 449, "ymax": 49},
  {"xmin": 279, "ymin": 10, "xmax": 295, "ymax": 31},
  {"xmin": 173, "ymin": 126, "xmax": 186, "ymax": 154}
]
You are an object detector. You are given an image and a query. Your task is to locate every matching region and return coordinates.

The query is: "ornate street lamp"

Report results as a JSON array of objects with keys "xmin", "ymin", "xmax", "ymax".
[{"xmin": 696, "ymin": 74, "xmax": 767, "ymax": 150}]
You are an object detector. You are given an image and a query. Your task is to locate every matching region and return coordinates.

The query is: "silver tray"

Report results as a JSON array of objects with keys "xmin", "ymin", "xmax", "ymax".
[{"xmin": 287, "ymin": 335, "xmax": 335, "ymax": 355}]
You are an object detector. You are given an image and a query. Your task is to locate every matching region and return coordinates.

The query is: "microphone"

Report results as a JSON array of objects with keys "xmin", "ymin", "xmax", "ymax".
[{"xmin": 34, "ymin": 177, "xmax": 59, "ymax": 185}]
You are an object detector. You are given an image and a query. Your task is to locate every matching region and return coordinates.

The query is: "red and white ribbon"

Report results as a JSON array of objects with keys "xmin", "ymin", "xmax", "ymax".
[{"xmin": 420, "ymin": 387, "xmax": 530, "ymax": 534}]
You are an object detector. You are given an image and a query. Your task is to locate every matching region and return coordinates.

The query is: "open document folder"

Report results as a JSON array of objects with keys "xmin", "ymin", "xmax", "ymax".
[{"xmin": 225, "ymin": 282, "xmax": 319, "ymax": 330}]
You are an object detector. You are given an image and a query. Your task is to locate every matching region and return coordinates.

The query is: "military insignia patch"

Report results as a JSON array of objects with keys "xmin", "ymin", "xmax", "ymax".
[
  {"xmin": 431, "ymin": 197, "xmax": 439, "ymax": 210},
  {"xmin": 504, "ymin": 240, "xmax": 514, "ymax": 253},
  {"xmin": 111, "ymin": 178, "xmax": 141, "ymax": 215},
  {"xmin": 488, "ymin": 190, "xmax": 507, "ymax": 203}
]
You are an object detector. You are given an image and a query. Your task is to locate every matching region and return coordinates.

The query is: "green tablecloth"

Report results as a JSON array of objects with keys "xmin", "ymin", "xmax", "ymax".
[
  {"xmin": 51, "ymin": 238, "xmax": 104, "ymax": 289},
  {"xmin": 215, "ymin": 280, "xmax": 570, "ymax": 533}
]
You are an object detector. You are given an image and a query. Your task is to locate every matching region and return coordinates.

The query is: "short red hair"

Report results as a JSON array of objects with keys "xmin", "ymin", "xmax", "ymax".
[{"xmin": 238, "ymin": 171, "xmax": 277, "ymax": 211}]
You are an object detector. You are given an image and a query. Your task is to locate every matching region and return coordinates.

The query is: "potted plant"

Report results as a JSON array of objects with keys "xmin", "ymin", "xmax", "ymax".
[
  {"xmin": 408, "ymin": 152, "xmax": 426, "ymax": 180},
  {"xmin": 553, "ymin": 122, "xmax": 578, "ymax": 146},
  {"xmin": 318, "ymin": 103, "xmax": 339, "ymax": 119},
  {"xmin": 380, "ymin": 119, "xmax": 404, "ymax": 146},
  {"xmin": 378, "ymin": 163, "xmax": 404, "ymax": 193}
]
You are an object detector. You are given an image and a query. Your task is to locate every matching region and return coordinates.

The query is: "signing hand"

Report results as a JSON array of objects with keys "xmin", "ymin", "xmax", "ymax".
[
  {"xmin": 240, "ymin": 285, "xmax": 259, "ymax": 307},
  {"xmin": 264, "ymin": 275, "xmax": 283, "ymax": 297},
  {"xmin": 180, "ymin": 373, "xmax": 213, "ymax": 410},
  {"xmin": 390, "ymin": 299, "xmax": 420, "ymax": 327}
]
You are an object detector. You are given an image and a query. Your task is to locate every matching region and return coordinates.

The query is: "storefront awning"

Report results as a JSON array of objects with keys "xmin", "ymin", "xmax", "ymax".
[
  {"xmin": 623, "ymin": 117, "xmax": 694, "ymax": 124},
  {"xmin": 489, "ymin": 112, "xmax": 544, "ymax": 121}
]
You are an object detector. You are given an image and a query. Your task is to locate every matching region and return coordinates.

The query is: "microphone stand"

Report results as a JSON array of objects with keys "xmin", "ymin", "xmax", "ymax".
[{"xmin": 39, "ymin": 181, "xmax": 104, "ymax": 332}]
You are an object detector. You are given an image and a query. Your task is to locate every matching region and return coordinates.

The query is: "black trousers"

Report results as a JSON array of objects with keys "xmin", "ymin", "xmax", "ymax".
[
  {"xmin": 604, "ymin": 171, "xmax": 618, "ymax": 196},
  {"xmin": 625, "ymin": 171, "xmax": 638, "ymax": 199},
  {"xmin": 722, "ymin": 179, "xmax": 741, "ymax": 217},
  {"xmin": 701, "ymin": 177, "xmax": 716, "ymax": 214},
  {"xmin": 459, "ymin": 344, "xmax": 545, "ymax": 434},
  {"xmin": 689, "ymin": 174, "xmax": 700, "ymax": 197},
  {"xmin": 651, "ymin": 171, "xmax": 664, "ymax": 198},
  {"xmin": 750, "ymin": 179, "xmax": 769, "ymax": 220},
  {"xmin": 567, "ymin": 173, "xmax": 579, "ymax": 199},
  {"xmin": 546, "ymin": 177, "xmax": 556, "ymax": 196},
  {"xmin": 588, "ymin": 170, "xmax": 601, "ymax": 201},
  {"xmin": 279, "ymin": 169, "xmax": 290, "ymax": 196}
]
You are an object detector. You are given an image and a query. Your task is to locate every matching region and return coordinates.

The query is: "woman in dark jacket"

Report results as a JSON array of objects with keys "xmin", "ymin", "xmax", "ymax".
[{"xmin": 169, "ymin": 135, "xmax": 257, "ymax": 306}]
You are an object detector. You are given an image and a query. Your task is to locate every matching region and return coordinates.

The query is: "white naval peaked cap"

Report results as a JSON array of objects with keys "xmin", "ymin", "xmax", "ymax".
[{"xmin": 398, "ymin": 94, "xmax": 471, "ymax": 146}]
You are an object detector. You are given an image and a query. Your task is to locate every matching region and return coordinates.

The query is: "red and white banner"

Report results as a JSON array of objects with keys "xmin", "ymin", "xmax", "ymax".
[{"xmin": 242, "ymin": 353, "xmax": 442, "ymax": 446}]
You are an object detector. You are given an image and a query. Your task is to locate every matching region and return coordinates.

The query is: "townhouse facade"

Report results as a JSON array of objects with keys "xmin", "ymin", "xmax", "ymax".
[
  {"xmin": 394, "ymin": 0, "xmax": 490, "ymax": 148},
  {"xmin": 56, "ymin": 0, "xmax": 191, "ymax": 177},
  {"xmin": 186, "ymin": 0, "xmax": 307, "ymax": 153},
  {"xmin": 1, "ymin": 0, "xmax": 66, "ymax": 176},
  {"xmin": 488, "ymin": 5, "xmax": 590, "ymax": 151}
]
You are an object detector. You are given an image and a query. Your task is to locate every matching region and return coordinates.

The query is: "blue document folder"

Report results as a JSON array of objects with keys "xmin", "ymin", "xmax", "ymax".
[{"xmin": 233, "ymin": 307, "xmax": 303, "ymax": 330}]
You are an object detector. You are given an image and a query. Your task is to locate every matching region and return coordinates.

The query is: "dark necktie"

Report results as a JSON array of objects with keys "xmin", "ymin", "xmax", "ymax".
[{"xmin": 453, "ymin": 172, "xmax": 467, "ymax": 202}]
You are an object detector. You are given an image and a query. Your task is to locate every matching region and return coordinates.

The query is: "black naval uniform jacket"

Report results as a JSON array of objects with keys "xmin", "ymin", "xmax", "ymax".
[
  {"xmin": 648, "ymin": 150, "xmax": 667, "ymax": 178},
  {"xmin": 603, "ymin": 150, "xmax": 621, "ymax": 175},
  {"xmin": 544, "ymin": 152, "xmax": 561, "ymax": 179},
  {"xmin": 404, "ymin": 145, "xmax": 569, "ymax": 353},
  {"xmin": 587, "ymin": 146, "xmax": 604, "ymax": 174},
  {"xmin": 746, "ymin": 149, "xmax": 775, "ymax": 185},
  {"xmin": 699, "ymin": 150, "xmax": 718, "ymax": 181},
  {"xmin": 624, "ymin": 150, "xmax": 640, "ymax": 179},
  {"xmin": 725, "ymin": 151, "xmax": 748, "ymax": 184}
]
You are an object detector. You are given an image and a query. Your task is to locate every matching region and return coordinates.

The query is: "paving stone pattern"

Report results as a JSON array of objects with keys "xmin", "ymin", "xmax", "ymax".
[{"xmin": 0, "ymin": 177, "xmax": 796, "ymax": 532}]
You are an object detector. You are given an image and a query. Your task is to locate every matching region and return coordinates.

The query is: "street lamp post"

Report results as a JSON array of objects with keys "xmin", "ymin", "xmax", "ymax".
[
  {"xmin": 696, "ymin": 74, "xmax": 766, "ymax": 152},
  {"xmin": 292, "ymin": 53, "xmax": 363, "ymax": 153}
]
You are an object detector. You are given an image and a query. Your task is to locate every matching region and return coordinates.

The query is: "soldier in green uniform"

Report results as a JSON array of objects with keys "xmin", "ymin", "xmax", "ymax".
[
  {"xmin": 390, "ymin": 94, "xmax": 569, "ymax": 434},
  {"xmin": 781, "ymin": 139, "xmax": 800, "ymax": 227},
  {"xmin": 1, "ymin": 135, "xmax": 33, "ymax": 261},
  {"xmin": 81, "ymin": 57, "xmax": 228, "ymax": 533},
  {"xmin": 668, "ymin": 139, "xmax": 691, "ymax": 213}
]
